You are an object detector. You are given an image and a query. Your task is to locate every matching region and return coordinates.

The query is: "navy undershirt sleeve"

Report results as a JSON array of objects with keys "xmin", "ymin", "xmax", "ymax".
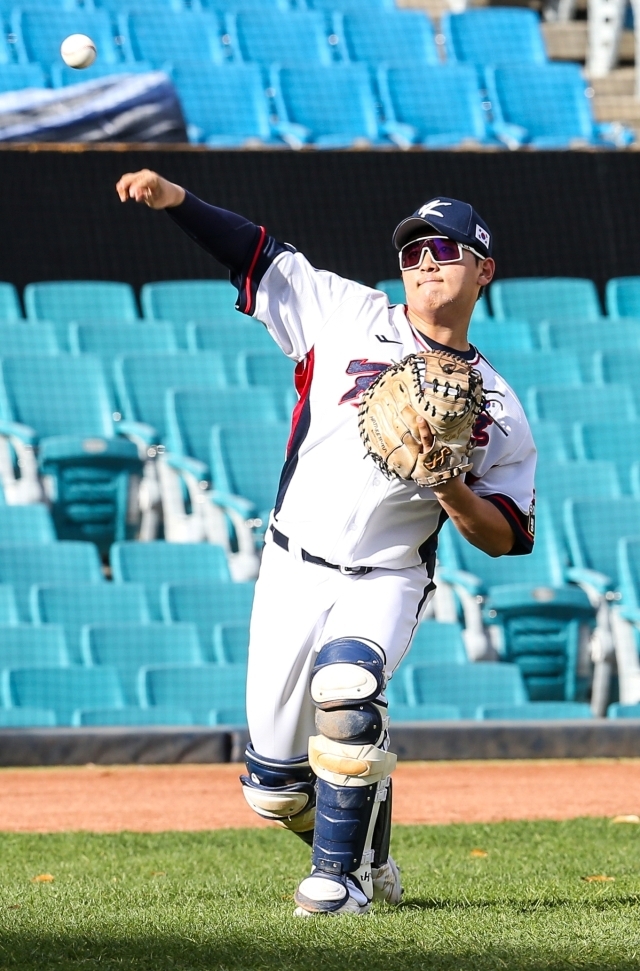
[{"xmin": 166, "ymin": 190, "xmax": 261, "ymax": 275}]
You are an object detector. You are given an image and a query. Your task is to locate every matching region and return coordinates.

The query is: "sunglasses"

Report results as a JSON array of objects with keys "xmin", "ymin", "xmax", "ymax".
[{"xmin": 399, "ymin": 235, "xmax": 485, "ymax": 271}]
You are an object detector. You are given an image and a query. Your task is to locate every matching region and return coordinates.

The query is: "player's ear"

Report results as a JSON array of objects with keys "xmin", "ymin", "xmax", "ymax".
[{"xmin": 478, "ymin": 258, "xmax": 495, "ymax": 288}]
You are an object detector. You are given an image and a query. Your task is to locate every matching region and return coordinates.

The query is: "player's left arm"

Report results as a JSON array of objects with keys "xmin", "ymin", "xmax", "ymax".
[{"xmin": 429, "ymin": 475, "xmax": 515, "ymax": 557}]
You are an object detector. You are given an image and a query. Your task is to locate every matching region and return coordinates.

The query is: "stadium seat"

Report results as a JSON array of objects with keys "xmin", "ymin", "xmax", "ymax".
[
  {"xmin": 530, "ymin": 422, "xmax": 571, "ymax": 464},
  {"xmin": 52, "ymin": 61, "xmax": 155, "ymax": 88},
  {"xmin": 170, "ymin": 63, "xmax": 276, "ymax": 146},
  {"xmin": 14, "ymin": 10, "xmax": 124, "ymax": 69},
  {"xmin": 405, "ymin": 662, "xmax": 527, "ymax": 718},
  {"xmin": 564, "ymin": 498, "xmax": 640, "ymax": 588},
  {"xmin": 0, "ymin": 585, "xmax": 19, "ymax": 625},
  {"xmin": 408, "ymin": 621, "xmax": 468, "ymax": 666},
  {"xmin": 375, "ymin": 280, "xmax": 404, "ymax": 304},
  {"xmin": 32, "ymin": 583, "xmax": 149, "ymax": 664},
  {"xmin": 0, "ymin": 283, "xmax": 22, "ymax": 320},
  {"xmin": 0, "ymin": 707, "xmax": 56, "ymax": 726},
  {"xmin": 73, "ymin": 705, "xmax": 194, "ymax": 726},
  {"xmin": 387, "ymin": 703, "xmax": 462, "ymax": 721},
  {"xmin": 0, "ymin": 625, "xmax": 69, "ymax": 669},
  {"xmin": 24, "ymin": 281, "xmax": 138, "ymax": 323},
  {"xmin": 594, "ymin": 350, "xmax": 640, "ymax": 412},
  {"xmin": 186, "ymin": 320, "xmax": 273, "ymax": 362},
  {"xmin": 617, "ymin": 538, "xmax": 640, "ymax": 611},
  {"xmin": 442, "ymin": 8, "xmax": 547, "ymax": 67},
  {"xmin": 0, "ymin": 355, "xmax": 143, "ymax": 548},
  {"xmin": 476, "ymin": 702, "xmax": 593, "ymax": 719},
  {"xmin": 378, "ymin": 64, "xmax": 491, "ymax": 148},
  {"xmin": 535, "ymin": 460, "xmax": 621, "ymax": 538},
  {"xmin": 97, "ymin": 0, "xmax": 187, "ymax": 13},
  {"xmin": 123, "ymin": 12, "xmax": 225, "ymax": 67},
  {"xmin": 308, "ymin": 0, "xmax": 395, "ymax": 9},
  {"xmin": 82, "ymin": 622, "xmax": 204, "ymax": 704},
  {"xmin": 607, "ymin": 703, "xmax": 640, "ymax": 718},
  {"xmin": 229, "ymin": 10, "xmax": 333, "ymax": 67},
  {"xmin": 160, "ymin": 580, "xmax": 255, "ymax": 657},
  {"xmin": 212, "ymin": 621, "xmax": 249, "ymax": 665},
  {"xmin": 0, "ymin": 542, "xmax": 103, "ymax": 621},
  {"xmin": 0, "ymin": 505, "xmax": 56, "ymax": 543},
  {"xmin": 236, "ymin": 351, "xmax": 295, "ymax": 402},
  {"xmin": 340, "ymin": 11, "xmax": 438, "ymax": 69},
  {"xmin": 527, "ymin": 385, "xmax": 636, "ymax": 428},
  {"xmin": 574, "ymin": 421, "xmax": 640, "ymax": 494},
  {"xmin": 3, "ymin": 666, "xmax": 124, "ymax": 725},
  {"xmin": 539, "ymin": 318, "xmax": 640, "ymax": 381},
  {"xmin": 469, "ymin": 318, "xmax": 535, "ymax": 354},
  {"xmin": 487, "ymin": 350, "xmax": 582, "ymax": 401},
  {"xmin": 111, "ymin": 541, "xmax": 231, "ymax": 620},
  {"xmin": 202, "ymin": 0, "xmax": 290, "ymax": 10},
  {"xmin": 272, "ymin": 65, "xmax": 384, "ymax": 149},
  {"xmin": 0, "ymin": 64, "xmax": 46, "ymax": 90},
  {"xmin": 490, "ymin": 278, "xmax": 601, "ymax": 323},
  {"xmin": 0, "ymin": 322, "xmax": 59, "ymax": 355},
  {"xmin": 208, "ymin": 706, "xmax": 247, "ymax": 726},
  {"xmin": 606, "ymin": 277, "xmax": 640, "ymax": 318},
  {"xmin": 115, "ymin": 352, "xmax": 228, "ymax": 444},
  {"xmin": 141, "ymin": 280, "xmax": 238, "ymax": 327},
  {"xmin": 139, "ymin": 662, "xmax": 246, "ymax": 724},
  {"xmin": 70, "ymin": 322, "xmax": 178, "ymax": 368}
]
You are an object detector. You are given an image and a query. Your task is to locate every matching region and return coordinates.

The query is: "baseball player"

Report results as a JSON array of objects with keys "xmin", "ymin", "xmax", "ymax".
[{"xmin": 117, "ymin": 172, "xmax": 536, "ymax": 917}]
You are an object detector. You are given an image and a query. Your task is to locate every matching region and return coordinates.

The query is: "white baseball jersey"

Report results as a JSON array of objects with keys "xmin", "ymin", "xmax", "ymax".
[{"xmin": 250, "ymin": 249, "xmax": 536, "ymax": 569}]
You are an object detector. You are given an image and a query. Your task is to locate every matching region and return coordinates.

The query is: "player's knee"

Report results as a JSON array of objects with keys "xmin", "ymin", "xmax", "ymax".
[
  {"xmin": 315, "ymin": 701, "xmax": 385, "ymax": 747},
  {"xmin": 240, "ymin": 744, "xmax": 316, "ymax": 840},
  {"xmin": 310, "ymin": 637, "xmax": 386, "ymax": 709}
]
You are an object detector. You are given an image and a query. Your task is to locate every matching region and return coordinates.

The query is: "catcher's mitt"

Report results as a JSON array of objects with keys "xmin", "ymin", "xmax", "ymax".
[{"xmin": 358, "ymin": 350, "xmax": 485, "ymax": 488}]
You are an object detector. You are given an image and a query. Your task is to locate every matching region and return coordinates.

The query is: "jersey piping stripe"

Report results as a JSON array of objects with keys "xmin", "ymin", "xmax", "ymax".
[
  {"xmin": 485, "ymin": 493, "xmax": 534, "ymax": 555},
  {"xmin": 407, "ymin": 316, "xmax": 481, "ymax": 365},
  {"xmin": 274, "ymin": 348, "xmax": 315, "ymax": 517},
  {"xmin": 242, "ymin": 225, "xmax": 266, "ymax": 316}
]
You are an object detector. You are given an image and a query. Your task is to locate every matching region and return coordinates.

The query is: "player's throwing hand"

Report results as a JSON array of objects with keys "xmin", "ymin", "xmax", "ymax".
[{"xmin": 115, "ymin": 169, "xmax": 185, "ymax": 210}]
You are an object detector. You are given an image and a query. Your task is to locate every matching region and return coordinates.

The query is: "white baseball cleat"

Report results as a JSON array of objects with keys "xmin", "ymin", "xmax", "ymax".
[
  {"xmin": 293, "ymin": 873, "xmax": 371, "ymax": 917},
  {"xmin": 372, "ymin": 855, "xmax": 403, "ymax": 905}
]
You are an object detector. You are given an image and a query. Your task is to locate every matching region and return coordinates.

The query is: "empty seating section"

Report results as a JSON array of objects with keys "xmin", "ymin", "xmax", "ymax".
[
  {"xmin": 161, "ymin": 581, "xmax": 254, "ymax": 657},
  {"xmin": 125, "ymin": 12, "xmax": 225, "ymax": 67},
  {"xmin": 3, "ymin": 666, "xmax": 124, "ymax": 725},
  {"xmin": 15, "ymin": 11, "xmax": 122, "ymax": 68},
  {"xmin": 490, "ymin": 279, "xmax": 601, "ymax": 322},
  {"xmin": 229, "ymin": 11, "xmax": 333, "ymax": 67},
  {"xmin": 169, "ymin": 64, "xmax": 273, "ymax": 146},
  {"xmin": 140, "ymin": 663, "xmax": 246, "ymax": 724},
  {"xmin": 606, "ymin": 278, "xmax": 640, "ymax": 318},
  {"xmin": 339, "ymin": 11, "xmax": 438, "ymax": 68},
  {"xmin": 442, "ymin": 8, "xmax": 547, "ymax": 66},
  {"xmin": 0, "ymin": 542, "xmax": 102, "ymax": 619}
]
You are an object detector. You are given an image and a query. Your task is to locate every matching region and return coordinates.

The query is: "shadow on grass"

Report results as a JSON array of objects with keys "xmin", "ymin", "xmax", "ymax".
[{"xmin": 402, "ymin": 893, "xmax": 640, "ymax": 912}]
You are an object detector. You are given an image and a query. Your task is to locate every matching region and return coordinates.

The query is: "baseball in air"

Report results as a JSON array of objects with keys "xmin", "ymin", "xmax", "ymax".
[{"xmin": 60, "ymin": 34, "xmax": 97, "ymax": 69}]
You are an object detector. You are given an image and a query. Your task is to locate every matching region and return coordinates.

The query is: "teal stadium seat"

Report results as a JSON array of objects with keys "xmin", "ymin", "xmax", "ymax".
[
  {"xmin": 32, "ymin": 583, "xmax": 150, "ymax": 664},
  {"xmin": 97, "ymin": 0, "xmax": 187, "ymax": 13},
  {"xmin": 141, "ymin": 280, "xmax": 238, "ymax": 327},
  {"xmin": 535, "ymin": 460, "xmax": 621, "ymax": 538},
  {"xmin": 74, "ymin": 706, "xmax": 193, "ymax": 726},
  {"xmin": 0, "ymin": 505, "xmax": 56, "ymax": 543},
  {"xmin": 0, "ymin": 585, "xmax": 18, "ymax": 624},
  {"xmin": 111, "ymin": 541, "xmax": 231, "ymax": 620},
  {"xmin": 616, "ymin": 538, "xmax": 640, "ymax": 609},
  {"xmin": 530, "ymin": 423, "xmax": 570, "ymax": 463},
  {"xmin": 236, "ymin": 351, "xmax": 295, "ymax": 409},
  {"xmin": 378, "ymin": 65, "xmax": 493, "ymax": 148},
  {"xmin": 564, "ymin": 498, "xmax": 640, "ymax": 588},
  {"xmin": 202, "ymin": 0, "xmax": 290, "ymax": 9},
  {"xmin": 0, "ymin": 355, "xmax": 143, "ymax": 549},
  {"xmin": 607, "ymin": 703, "xmax": 640, "ymax": 718},
  {"xmin": 574, "ymin": 421, "xmax": 640, "ymax": 493},
  {"xmin": 171, "ymin": 64, "xmax": 276, "ymax": 146},
  {"xmin": 476, "ymin": 702, "xmax": 593, "ymax": 719},
  {"xmin": 469, "ymin": 318, "xmax": 535, "ymax": 354},
  {"xmin": 139, "ymin": 663, "xmax": 247, "ymax": 724},
  {"xmin": 271, "ymin": 65, "xmax": 384, "ymax": 148},
  {"xmin": 0, "ymin": 625, "xmax": 69, "ymax": 669},
  {"xmin": 123, "ymin": 12, "xmax": 225, "ymax": 67},
  {"xmin": 375, "ymin": 280, "xmax": 405, "ymax": 304},
  {"xmin": 0, "ymin": 707, "xmax": 56, "ymax": 726},
  {"xmin": 308, "ymin": 0, "xmax": 395, "ymax": 9},
  {"xmin": 490, "ymin": 278, "xmax": 601, "ymax": 322},
  {"xmin": 528, "ymin": 385, "xmax": 636, "ymax": 428},
  {"xmin": 0, "ymin": 322, "xmax": 59, "ymax": 355},
  {"xmin": 594, "ymin": 350, "xmax": 640, "ymax": 413},
  {"xmin": 115, "ymin": 351, "xmax": 227, "ymax": 445},
  {"xmin": 229, "ymin": 10, "xmax": 333, "ymax": 67},
  {"xmin": 52, "ymin": 61, "xmax": 155, "ymax": 88},
  {"xmin": 405, "ymin": 662, "xmax": 528, "ymax": 718},
  {"xmin": 0, "ymin": 64, "xmax": 46, "ymax": 90},
  {"xmin": 0, "ymin": 283, "xmax": 22, "ymax": 320},
  {"xmin": 208, "ymin": 706, "xmax": 247, "ymax": 726},
  {"xmin": 606, "ymin": 277, "xmax": 640, "ymax": 318},
  {"xmin": 15, "ymin": 9, "xmax": 124, "ymax": 69},
  {"xmin": 387, "ymin": 703, "xmax": 462, "ymax": 721},
  {"xmin": 186, "ymin": 320, "xmax": 272, "ymax": 357},
  {"xmin": 408, "ymin": 620, "xmax": 468, "ymax": 665},
  {"xmin": 70, "ymin": 322, "xmax": 178, "ymax": 366},
  {"xmin": 0, "ymin": 542, "xmax": 103, "ymax": 620},
  {"xmin": 160, "ymin": 580, "xmax": 255, "ymax": 657},
  {"xmin": 24, "ymin": 281, "xmax": 138, "ymax": 323},
  {"xmin": 82, "ymin": 623, "xmax": 203, "ymax": 704},
  {"xmin": 339, "ymin": 11, "xmax": 439, "ymax": 68},
  {"xmin": 442, "ymin": 8, "xmax": 547, "ymax": 66},
  {"xmin": 487, "ymin": 350, "xmax": 582, "ymax": 402},
  {"xmin": 212, "ymin": 621, "xmax": 249, "ymax": 665},
  {"xmin": 3, "ymin": 666, "xmax": 124, "ymax": 725},
  {"xmin": 540, "ymin": 318, "xmax": 640, "ymax": 354}
]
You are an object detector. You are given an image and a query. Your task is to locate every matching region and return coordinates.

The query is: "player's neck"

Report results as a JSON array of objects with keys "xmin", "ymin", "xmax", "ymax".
[{"xmin": 405, "ymin": 306, "xmax": 471, "ymax": 352}]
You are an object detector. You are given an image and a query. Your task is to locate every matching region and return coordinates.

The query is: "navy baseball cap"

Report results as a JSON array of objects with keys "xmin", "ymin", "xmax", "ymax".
[{"xmin": 393, "ymin": 197, "xmax": 493, "ymax": 259}]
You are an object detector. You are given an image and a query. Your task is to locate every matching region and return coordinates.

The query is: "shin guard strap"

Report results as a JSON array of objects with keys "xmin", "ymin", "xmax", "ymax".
[{"xmin": 312, "ymin": 778, "xmax": 378, "ymax": 876}]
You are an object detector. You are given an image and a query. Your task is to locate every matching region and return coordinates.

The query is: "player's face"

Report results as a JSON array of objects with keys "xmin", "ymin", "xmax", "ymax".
[{"xmin": 401, "ymin": 239, "xmax": 494, "ymax": 318}]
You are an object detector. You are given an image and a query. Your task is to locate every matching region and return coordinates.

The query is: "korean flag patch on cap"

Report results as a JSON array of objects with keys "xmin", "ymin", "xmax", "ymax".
[{"xmin": 475, "ymin": 224, "xmax": 490, "ymax": 248}]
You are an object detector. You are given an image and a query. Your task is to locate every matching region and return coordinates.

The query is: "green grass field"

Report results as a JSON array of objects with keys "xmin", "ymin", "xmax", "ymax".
[{"xmin": 1, "ymin": 820, "xmax": 640, "ymax": 971}]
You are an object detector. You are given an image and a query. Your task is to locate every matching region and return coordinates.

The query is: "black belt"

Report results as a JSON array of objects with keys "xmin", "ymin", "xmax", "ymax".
[{"xmin": 270, "ymin": 526, "xmax": 373, "ymax": 575}]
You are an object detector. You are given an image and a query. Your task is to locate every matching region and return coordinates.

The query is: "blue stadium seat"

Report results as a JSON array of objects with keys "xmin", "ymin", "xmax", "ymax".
[
  {"xmin": 208, "ymin": 706, "xmax": 247, "ymax": 726},
  {"xmin": 530, "ymin": 422, "xmax": 570, "ymax": 463},
  {"xmin": 387, "ymin": 703, "xmax": 462, "ymax": 721},
  {"xmin": 160, "ymin": 580, "xmax": 255, "ymax": 657},
  {"xmin": 271, "ymin": 65, "xmax": 383, "ymax": 148},
  {"xmin": 74, "ymin": 705, "xmax": 193, "ymax": 726},
  {"xmin": 0, "ymin": 542, "xmax": 103, "ymax": 621},
  {"xmin": 170, "ymin": 63, "xmax": 276, "ymax": 146},
  {"xmin": 32, "ymin": 583, "xmax": 150, "ymax": 664},
  {"xmin": 378, "ymin": 64, "xmax": 491, "ymax": 148},
  {"xmin": 487, "ymin": 350, "xmax": 582, "ymax": 402},
  {"xmin": 564, "ymin": 498, "xmax": 640, "ymax": 588},
  {"xmin": 469, "ymin": 318, "xmax": 535, "ymax": 354},
  {"xmin": 0, "ymin": 585, "xmax": 19, "ymax": 625},
  {"xmin": 0, "ymin": 322, "xmax": 59, "ymax": 355},
  {"xmin": 490, "ymin": 278, "xmax": 601, "ymax": 323},
  {"xmin": 476, "ymin": 702, "xmax": 593, "ymax": 719},
  {"xmin": 0, "ymin": 505, "xmax": 56, "ymax": 543},
  {"xmin": 595, "ymin": 350, "xmax": 640, "ymax": 412},
  {"xmin": 229, "ymin": 10, "xmax": 333, "ymax": 67},
  {"xmin": 0, "ymin": 283, "xmax": 22, "ymax": 320},
  {"xmin": 535, "ymin": 460, "xmax": 621, "ymax": 538},
  {"xmin": 186, "ymin": 320, "xmax": 273, "ymax": 361},
  {"xmin": 539, "ymin": 318, "xmax": 640, "ymax": 380},
  {"xmin": 606, "ymin": 277, "xmax": 640, "ymax": 318},
  {"xmin": 236, "ymin": 351, "xmax": 295, "ymax": 404},
  {"xmin": 15, "ymin": 10, "xmax": 123, "ymax": 69},
  {"xmin": 52, "ymin": 61, "xmax": 155, "ymax": 88},
  {"xmin": 527, "ymin": 385, "xmax": 636, "ymax": 427},
  {"xmin": 141, "ymin": 280, "xmax": 238, "ymax": 326},
  {"xmin": 0, "ymin": 29, "xmax": 16, "ymax": 66},
  {"xmin": 340, "ymin": 11, "xmax": 438, "ymax": 68},
  {"xmin": 0, "ymin": 707, "xmax": 56, "ymax": 726},
  {"xmin": 115, "ymin": 352, "xmax": 228, "ymax": 444},
  {"xmin": 3, "ymin": 666, "xmax": 124, "ymax": 725},
  {"xmin": 209, "ymin": 421, "xmax": 290, "ymax": 528},
  {"xmin": 212, "ymin": 621, "xmax": 249, "ymax": 665},
  {"xmin": 139, "ymin": 662, "xmax": 246, "ymax": 724},
  {"xmin": 0, "ymin": 625, "xmax": 69, "ymax": 669},
  {"xmin": 97, "ymin": 0, "xmax": 186, "ymax": 13},
  {"xmin": 0, "ymin": 64, "xmax": 46, "ymax": 90},
  {"xmin": 607, "ymin": 703, "xmax": 640, "ymax": 718},
  {"xmin": 408, "ymin": 620, "xmax": 468, "ymax": 666},
  {"xmin": 123, "ymin": 12, "xmax": 225, "ymax": 67},
  {"xmin": 442, "ymin": 8, "xmax": 547, "ymax": 67},
  {"xmin": 0, "ymin": 355, "xmax": 143, "ymax": 549},
  {"xmin": 405, "ymin": 662, "xmax": 527, "ymax": 718},
  {"xmin": 24, "ymin": 281, "xmax": 138, "ymax": 323},
  {"xmin": 111, "ymin": 541, "xmax": 231, "ymax": 620},
  {"xmin": 82, "ymin": 622, "xmax": 203, "ymax": 704},
  {"xmin": 616, "ymin": 538, "xmax": 640, "ymax": 609},
  {"xmin": 574, "ymin": 421, "xmax": 640, "ymax": 494},
  {"xmin": 70, "ymin": 322, "xmax": 178, "ymax": 366},
  {"xmin": 202, "ymin": 0, "xmax": 290, "ymax": 9},
  {"xmin": 308, "ymin": 0, "xmax": 395, "ymax": 9}
]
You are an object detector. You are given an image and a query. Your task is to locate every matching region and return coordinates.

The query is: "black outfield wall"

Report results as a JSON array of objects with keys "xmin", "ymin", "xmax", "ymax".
[{"xmin": 1, "ymin": 146, "xmax": 639, "ymax": 296}]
